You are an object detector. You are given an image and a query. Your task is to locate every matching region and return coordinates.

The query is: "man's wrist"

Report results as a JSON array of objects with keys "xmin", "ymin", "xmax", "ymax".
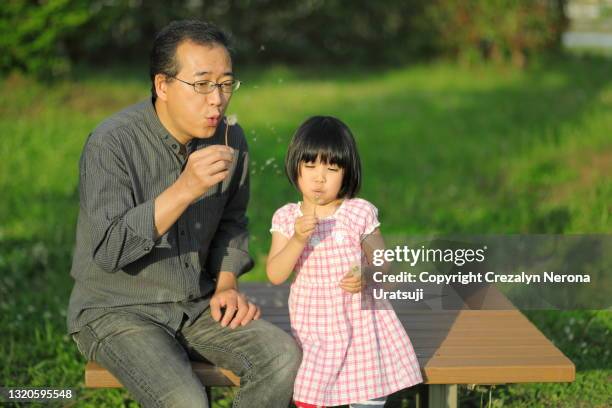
[
  {"xmin": 215, "ymin": 271, "xmax": 238, "ymax": 293},
  {"xmin": 173, "ymin": 176, "xmax": 204, "ymax": 205}
]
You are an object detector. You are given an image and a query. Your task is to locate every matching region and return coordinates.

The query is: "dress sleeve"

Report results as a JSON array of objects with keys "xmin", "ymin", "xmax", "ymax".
[
  {"xmin": 357, "ymin": 200, "xmax": 381, "ymax": 239},
  {"xmin": 270, "ymin": 205, "xmax": 292, "ymax": 238}
]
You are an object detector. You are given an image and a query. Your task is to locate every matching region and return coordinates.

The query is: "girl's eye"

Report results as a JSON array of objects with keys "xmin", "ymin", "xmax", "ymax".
[
  {"xmin": 304, "ymin": 164, "xmax": 315, "ymax": 168},
  {"xmin": 328, "ymin": 167, "xmax": 339, "ymax": 172}
]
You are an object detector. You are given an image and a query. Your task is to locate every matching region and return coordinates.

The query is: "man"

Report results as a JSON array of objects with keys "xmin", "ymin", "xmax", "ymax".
[{"xmin": 67, "ymin": 20, "xmax": 301, "ymax": 407}]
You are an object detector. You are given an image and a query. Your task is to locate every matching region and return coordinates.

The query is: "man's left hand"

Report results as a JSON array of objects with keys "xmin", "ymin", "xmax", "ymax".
[
  {"xmin": 339, "ymin": 270, "xmax": 362, "ymax": 294},
  {"xmin": 210, "ymin": 288, "xmax": 261, "ymax": 329}
]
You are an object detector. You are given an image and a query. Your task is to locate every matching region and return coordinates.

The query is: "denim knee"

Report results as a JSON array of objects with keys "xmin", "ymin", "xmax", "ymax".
[{"xmin": 265, "ymin": 332, "xmax": 302, "ymax": 383}]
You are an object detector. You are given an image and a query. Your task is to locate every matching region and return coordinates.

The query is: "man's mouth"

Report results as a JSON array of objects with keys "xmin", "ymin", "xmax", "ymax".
[{"xmin": 206, "ymin": 115, "xmax": 220, "ymax": 127}]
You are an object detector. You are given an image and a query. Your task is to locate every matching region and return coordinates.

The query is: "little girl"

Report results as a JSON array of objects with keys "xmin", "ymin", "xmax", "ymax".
[{"xmin": 267, "ymin": 116, "xmax": 423, "ymax": 407}]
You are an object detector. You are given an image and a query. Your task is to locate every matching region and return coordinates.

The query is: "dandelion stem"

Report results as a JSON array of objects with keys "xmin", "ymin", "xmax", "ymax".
[{"xmin": 224, "ymin": 119, "xmax": 229, "ymax": 146}]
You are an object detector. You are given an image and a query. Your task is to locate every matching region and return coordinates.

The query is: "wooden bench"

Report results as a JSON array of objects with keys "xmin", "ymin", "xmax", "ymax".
[{"xmin": 85, "ymin": 282, "xmax": 575, "ymax": 407}]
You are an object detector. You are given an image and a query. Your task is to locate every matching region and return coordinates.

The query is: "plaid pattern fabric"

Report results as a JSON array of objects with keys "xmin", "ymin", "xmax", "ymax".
[{"xmin": 271, "ymin": 198, "xmax": 423, "ymax": 406}]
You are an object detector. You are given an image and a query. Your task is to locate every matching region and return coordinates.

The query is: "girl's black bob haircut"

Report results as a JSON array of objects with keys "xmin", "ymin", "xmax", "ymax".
[{"xmin": 285, "ymin": 116, "xmax": 361, "ymax": 199}]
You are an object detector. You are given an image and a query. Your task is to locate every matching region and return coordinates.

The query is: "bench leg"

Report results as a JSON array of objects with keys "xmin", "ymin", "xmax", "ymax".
[
  {"xmin": 205, "ymin": 386, "xmax": 212, "ymax": 407},
  {"xmin": 427, "ymin": 384, "xmax": 457, "ymax": 408}
]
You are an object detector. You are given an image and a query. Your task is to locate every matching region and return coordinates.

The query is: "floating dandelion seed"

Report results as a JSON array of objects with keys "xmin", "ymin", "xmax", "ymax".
[{"xmin": 224, "ymin": 114, "xmax": 238, "ymax": 146}]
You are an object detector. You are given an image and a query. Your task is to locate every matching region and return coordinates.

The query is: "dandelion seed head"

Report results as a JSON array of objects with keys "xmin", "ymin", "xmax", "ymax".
[{"xmin": 225, "ymin": 114, "xmax": 238, "ymax": 126}]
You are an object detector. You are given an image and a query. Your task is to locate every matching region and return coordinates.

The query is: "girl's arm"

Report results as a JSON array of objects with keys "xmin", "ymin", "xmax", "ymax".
[
  {"xmin": 266, "ymin": 232, "xmax": 307, "ymax": 285},
  {"xmin": 267, "ymin": 214, "xmax": 317, "ymax": 285}
]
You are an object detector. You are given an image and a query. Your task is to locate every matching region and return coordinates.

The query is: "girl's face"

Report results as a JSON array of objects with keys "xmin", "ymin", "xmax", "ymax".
[{"xmin": 297, "ymin": 157, "xmax": 344, "ymax": 205}]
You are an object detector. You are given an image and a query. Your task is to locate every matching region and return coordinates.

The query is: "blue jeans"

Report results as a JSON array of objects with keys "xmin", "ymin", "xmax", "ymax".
[{"xmin": 73, "ymin": 308, "xmax": 302, "ymax": 407}]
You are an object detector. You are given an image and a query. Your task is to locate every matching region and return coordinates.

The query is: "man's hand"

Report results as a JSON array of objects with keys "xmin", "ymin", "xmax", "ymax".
[
  {"xmin": 178, "ymin": 145, "xmax": 234, "ymax": 201},
  {"xmin": 339, "ymin": 269, "xmax": 362, "ymax": 294},
  {"xmin": 210, "ymin": 288, "xmax": 261, "ymax": 329}
]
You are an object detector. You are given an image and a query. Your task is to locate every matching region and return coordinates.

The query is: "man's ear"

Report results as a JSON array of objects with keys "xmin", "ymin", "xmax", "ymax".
[{"xmin": 154, "ymin": 73, "xmax": 169, "ymax": 101}]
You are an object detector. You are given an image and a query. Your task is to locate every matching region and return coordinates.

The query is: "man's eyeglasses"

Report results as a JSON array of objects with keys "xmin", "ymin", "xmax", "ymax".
[{"xmin": 170, "ymin": 76, "xmax": 241, "ymax": 94}]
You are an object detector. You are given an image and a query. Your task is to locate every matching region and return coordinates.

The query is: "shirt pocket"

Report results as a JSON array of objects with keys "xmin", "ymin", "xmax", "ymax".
[{"xmin": 190, "ymin": 194, "xmax": 227, "ymax": 249}]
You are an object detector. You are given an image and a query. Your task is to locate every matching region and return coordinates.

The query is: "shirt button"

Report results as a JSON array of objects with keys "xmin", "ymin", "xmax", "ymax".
[
  {"xmin": 172, "ymin": 144, "xmax": 177, "ymax": 149},
  {"xmin": 184, "ymin": 262, "xmax": 189, "ymax": 268},
  {"xmin": 180, "ymin": 230, "xmax": 185, "ymax": 236},
  {"xmin": 144, "ymin": 246, "xmax": 151, "ymax": 251}
]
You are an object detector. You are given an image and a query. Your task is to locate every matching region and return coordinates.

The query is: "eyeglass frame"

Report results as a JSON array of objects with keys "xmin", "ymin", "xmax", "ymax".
[{"xmin": 168, "ymin": 75, "xmax": 241, "ymax": 94}]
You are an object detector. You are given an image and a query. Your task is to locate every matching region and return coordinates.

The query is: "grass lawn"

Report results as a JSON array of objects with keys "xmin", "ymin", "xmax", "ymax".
[{"xmin": 1, "ymin": 55, "xmax": 610, "ymax": 407}]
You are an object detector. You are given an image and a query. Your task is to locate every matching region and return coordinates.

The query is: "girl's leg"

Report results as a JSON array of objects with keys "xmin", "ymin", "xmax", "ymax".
[{"xmin": 349, "ymin": 395, "xmax": 387, "ymax": 408}]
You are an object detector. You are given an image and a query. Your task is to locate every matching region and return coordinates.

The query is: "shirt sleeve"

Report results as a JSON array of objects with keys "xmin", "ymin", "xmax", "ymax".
[
  {"xmin": 81, "ymin": 136, "xmax": 157, "ymax": 273},
  {"xmin": 270, "ymin": 206, "xmax": 292, "ymax": 238},
  {"xmin": 206, "ymin": 128, "xmax": 254, "ymax": 279}
]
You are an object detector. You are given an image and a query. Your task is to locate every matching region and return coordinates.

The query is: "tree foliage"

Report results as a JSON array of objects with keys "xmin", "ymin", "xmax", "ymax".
[{"xmin": 1, "ymin": 0, "xmax": 568, "ymax": 75}]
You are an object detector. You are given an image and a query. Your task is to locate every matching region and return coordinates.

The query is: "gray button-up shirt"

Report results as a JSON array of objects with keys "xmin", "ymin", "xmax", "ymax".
[{"xmin": 67, "ymin": 99, "xmax": 253, "ymax": 335}]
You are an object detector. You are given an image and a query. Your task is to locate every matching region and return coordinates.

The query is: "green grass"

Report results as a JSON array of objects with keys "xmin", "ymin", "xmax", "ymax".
[{"xmin": 1, "ymin": 55, "xmax": 611, "ymax": 407}]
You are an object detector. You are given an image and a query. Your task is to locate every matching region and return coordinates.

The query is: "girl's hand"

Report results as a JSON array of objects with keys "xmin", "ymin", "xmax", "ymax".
[
  {"xmin": 293, "ymin": 215, "xmax": 317, "ymax": 244},
  {"xmin": 339, "ymin": 270, "xmax": 362, "ymax": 294}
]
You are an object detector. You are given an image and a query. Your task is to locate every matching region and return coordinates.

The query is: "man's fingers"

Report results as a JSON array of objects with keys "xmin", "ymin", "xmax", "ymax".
[
  {"xmin": 210, "ymin": 298, "xmax": 222, "ymax": 322},
  {"xmin": 220, "ymin": 301, "xmax": 237, "ymax": 327},
  {"xmin": 239, "ymin": 302, "xmax": 259, "ymax": 327},
  {"xmin": 191, "ymin": 145, "xmax": 234, "ymax": 159},
  {"xmin": 339, "ymin": 282, "xmax": 361, "ymax": 293},
  {"xmin": 340, "ymin": 271, "xmax": 362, "ymax": 294},
  {"xmin": 194, "ymin": 156, "xmax": 232, "ymax": 174},
  {"xmin": 229, "ymin": 295, "xmax": 249, "ymax": 329},
  {"xmin": 341, "ymin": 271, "xmax": 359, "ymax": 281}
]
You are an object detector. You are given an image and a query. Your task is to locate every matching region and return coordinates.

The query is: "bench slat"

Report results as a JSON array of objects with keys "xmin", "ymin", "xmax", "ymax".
[
  {"xmin": 84, "ymin": 283, "xmax": 574, "ymax": 388},
  {"xmin": 85, "ymin": 361, "xmax": 240, "ymax": 388}
]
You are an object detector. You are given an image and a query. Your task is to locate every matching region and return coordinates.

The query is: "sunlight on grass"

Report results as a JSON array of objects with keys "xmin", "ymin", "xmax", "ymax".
[{"xmin": 0, "ymin": 57, "xmax": 610, "ymax": 406}]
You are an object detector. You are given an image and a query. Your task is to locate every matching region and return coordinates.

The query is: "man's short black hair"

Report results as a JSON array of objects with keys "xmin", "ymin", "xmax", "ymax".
[
  {"xmin": 149, "ymin": 20, "xmax": 232, "ymax": 100},
  {"xmin": 285, "ymin": 116, "xmax": 362, "ymax": 199}
]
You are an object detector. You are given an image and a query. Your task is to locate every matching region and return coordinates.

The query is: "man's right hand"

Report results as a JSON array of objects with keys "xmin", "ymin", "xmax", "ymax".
[{"xmin": 178, "ymin": 145, "xmax": 234, "ymax": 201}]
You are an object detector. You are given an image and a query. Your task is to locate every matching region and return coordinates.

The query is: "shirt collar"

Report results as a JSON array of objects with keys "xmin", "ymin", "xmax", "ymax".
[{"xmin": 144, "ymin": 98, "xmax": 190, "ymax": 157}]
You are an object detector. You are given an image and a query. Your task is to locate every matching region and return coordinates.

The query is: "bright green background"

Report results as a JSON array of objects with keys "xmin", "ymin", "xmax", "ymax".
[{"xmin": 1, "ymin": 56, "xmax": 610, "ymax": 406}]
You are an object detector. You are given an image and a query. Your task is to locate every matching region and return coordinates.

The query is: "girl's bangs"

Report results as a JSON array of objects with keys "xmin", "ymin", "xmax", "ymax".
[{"xmin": 297, "ymin": 136, "xmax": 349, "ymax": 168}]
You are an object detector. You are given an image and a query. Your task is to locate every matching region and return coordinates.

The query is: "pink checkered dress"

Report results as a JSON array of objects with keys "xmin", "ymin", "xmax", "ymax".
[{"xmin": 270, "ymin": 198, "xmax": 423, "ymax": 406}]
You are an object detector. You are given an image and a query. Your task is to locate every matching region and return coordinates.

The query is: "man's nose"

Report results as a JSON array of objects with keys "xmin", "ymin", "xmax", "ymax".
[{"xmin": 207, "ymin": 86, "xmax": 224, "ymax": 106}]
